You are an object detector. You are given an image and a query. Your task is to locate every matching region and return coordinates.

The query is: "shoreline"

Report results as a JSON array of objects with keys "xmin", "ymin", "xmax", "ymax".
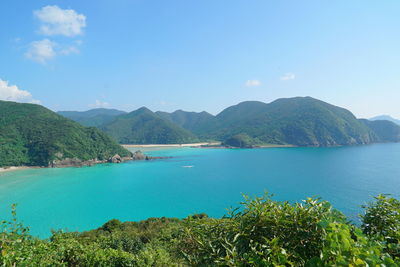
[
  {"xmin": 0, "ymin": 166, "xmax": 39, "ymax": 174},
  {"xmin": 122, "ymin": 142, "xmax": 220, "ymax": 148},
  {"xmin": 0, "ymin": 144, "xmax": 294, "ymax": 174},
  {"xmin": 122, "ymin": 143, "xmax": 295, "ymax": 149}
]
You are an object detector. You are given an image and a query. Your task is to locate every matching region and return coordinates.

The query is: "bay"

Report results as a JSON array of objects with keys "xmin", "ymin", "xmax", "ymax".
[{"xmin": 0, "ymin": 143, "xmax": 399, "ymax": 238}]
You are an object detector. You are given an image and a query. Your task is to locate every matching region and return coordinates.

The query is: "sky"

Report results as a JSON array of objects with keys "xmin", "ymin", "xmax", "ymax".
[{"xmin": 0, "ymin": 0, "xmax": 399, "ymax": 118}]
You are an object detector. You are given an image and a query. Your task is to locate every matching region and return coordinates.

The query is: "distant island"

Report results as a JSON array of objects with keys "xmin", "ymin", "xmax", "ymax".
[{"xmin": 59, "ymin": 96, "xmax": 400, "ymax": 148}]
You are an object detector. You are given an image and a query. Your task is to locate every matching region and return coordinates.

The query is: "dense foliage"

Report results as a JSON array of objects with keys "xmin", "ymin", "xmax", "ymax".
[
  {"xmin": 100, "ymin": 107, "xmax": 199, "ymax": 144},
  {"xmin": 222, "ymin": 133, "xmax": 259, "ymax": 148},
  {"xmin": 1, "ymin": 193, "xmax": 400, "ymax": 266},
  {"xmin": 156, "ymin": 110, "xmax": 215, "ymax": 134},
  {"xmin": 360, "ymin": 119, "xmax": 400, "ymax": 143},
  {"xmin": 0, "ymin": 101, "xmax": 131, "ymax": 167}
]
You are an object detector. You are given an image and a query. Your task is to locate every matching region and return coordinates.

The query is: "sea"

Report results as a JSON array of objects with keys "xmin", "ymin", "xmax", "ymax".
[{"xmin": 0, "ymin": 143, "xmax": 399, "ymax": 238}]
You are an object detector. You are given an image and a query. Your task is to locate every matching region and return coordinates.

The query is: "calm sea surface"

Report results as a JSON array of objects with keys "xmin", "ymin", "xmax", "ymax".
[{"xmin": 0, "ymin": 143, "xmax": 399, "ymax": 238}]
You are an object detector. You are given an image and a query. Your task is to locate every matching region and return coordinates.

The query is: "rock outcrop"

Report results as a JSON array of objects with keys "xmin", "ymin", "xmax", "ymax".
[
  {"xmin": 50, "ymin": 150, "xmax": 168, "ymax": 168},
  {"xmin": 50, "ymin": 158, "xmax": 101, "ymax": 168},
  {"xmin": 133, "ymin": 151, "xmax": 146, "ymax": 160},
  {"xmin": 109, "ymin": 154, "xmax": 122, "ymax": 163}
]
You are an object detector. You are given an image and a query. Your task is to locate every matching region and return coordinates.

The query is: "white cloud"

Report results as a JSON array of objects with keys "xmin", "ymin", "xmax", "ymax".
[
  {"xmin": 245, "ymin": 80, "xmax": 261, "ymax": 87},
  {"xmin": 60, "ymin": 46, "xmax": 80, "ymax": 55},
  {"xmin": 280, "ymin": 73, "xmax": 296, "ymax": 81},
  {"xmin": 34, "ymin": 5, "xmax": 86, "ymax": 37},
  {"xmin": 89, "ymin": 100, "xmax": 110, "ymax": 108},
  {"xmin": 0, "ymin": 79, "xmax": 40, "ymax": 104},
  {"xmin": 25, "ymin": 39, "xmax": 56, "ymax": 64},
  {"xmin": 25, "ymin": 39, "xmax": 81, "ymax": 63}
]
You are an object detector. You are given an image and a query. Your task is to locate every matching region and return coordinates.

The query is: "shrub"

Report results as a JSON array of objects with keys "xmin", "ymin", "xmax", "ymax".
[{"xmin": 361, "ymin": 194, "xmax": 400, "ymax": 260}]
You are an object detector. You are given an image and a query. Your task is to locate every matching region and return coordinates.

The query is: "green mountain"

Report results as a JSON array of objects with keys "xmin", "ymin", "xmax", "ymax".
[
  {"xmin": 56, "ymin": 97, "xmax": 400, "ymax": 147},
  {"xmin": 370, "ymin": 115, "xmax": 400, "ymax": 126},
  {"xmin": 360, "ymin": 119, "xmax": 400, "ymax": 143},
  {"xmin": 0, "ymin": 101, "xmax": 131, "ymax": 167},
  {"xmin": 155, "ymin": 110, "xmax": 214, "ymax": 134},
  {"xmin": 58, "ymin": 108, "xmax": 126, "ymax": 127},
  {"xmin": 101, "ymin": 107, "xmax": 198, "ymax": 144},
  {"xmin": 201, "ymin": 97, "xmax": 394, "ymax": 146}
]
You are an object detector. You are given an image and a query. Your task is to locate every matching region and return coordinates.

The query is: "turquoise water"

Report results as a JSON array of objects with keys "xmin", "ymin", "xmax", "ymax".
[{"xmin": 0, "ymin": 143, "xmax": 399, "ymax": 238}]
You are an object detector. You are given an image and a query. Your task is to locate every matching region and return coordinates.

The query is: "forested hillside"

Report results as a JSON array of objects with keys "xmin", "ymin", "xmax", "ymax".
[
  {"xmin": 58, "ymin": 108, "xmax": 126, "ymax": 127},
  {"xmin": 100, "ymin": 107, "xmax": 198, "ymax": 144},
  {"xmin": 59, "ymin": 97, "xmax": 400, "ymax": 147},
  {"xmin": 0, "ymin": 101, "xmax": 131, "ymax": 167}
]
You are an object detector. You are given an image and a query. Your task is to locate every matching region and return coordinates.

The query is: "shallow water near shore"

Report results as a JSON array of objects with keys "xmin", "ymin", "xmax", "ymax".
[{"xmin": 0, "ymin": 143, "xmax": 399, "ymax": 238}]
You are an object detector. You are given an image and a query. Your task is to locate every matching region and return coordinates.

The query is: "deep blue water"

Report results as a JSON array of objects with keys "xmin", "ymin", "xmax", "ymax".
[{"xmin": 0, "ymin": 143, "xmax": 399, "ymax": 238}]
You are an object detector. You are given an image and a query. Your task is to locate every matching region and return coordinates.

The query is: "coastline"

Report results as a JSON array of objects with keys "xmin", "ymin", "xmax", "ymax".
[
  {"xmin": 258, "ymin": 144, "xmax": 296, "ymax": 148},
  {"xmin": 122, "ymin": 142, "xmax": 220, "ymax": 148},
  {"xmin": 0, "ymin": 166, "xmax": 38, "ymax": 174},
  {"xmin": 122, "ymin": 142, "xmax": 295, "ymax": 149},
  {"xmin": 0, "ymin": 144, "xmax": 295, "ymax": 174}
]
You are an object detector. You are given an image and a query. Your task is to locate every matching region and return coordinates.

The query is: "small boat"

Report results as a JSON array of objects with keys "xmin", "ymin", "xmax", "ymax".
[{"xmin": 182, "ymin": 165, "xmax": 194, "ymax": 168}]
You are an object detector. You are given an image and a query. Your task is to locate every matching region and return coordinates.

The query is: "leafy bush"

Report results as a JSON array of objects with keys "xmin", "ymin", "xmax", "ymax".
[
  {"xmin": 361, "ymin": 194, "xmax": 400, "ymax": 260},
  {"xmin": 1, "ymin": 194, "xmax": 400, "ymax": 266}
]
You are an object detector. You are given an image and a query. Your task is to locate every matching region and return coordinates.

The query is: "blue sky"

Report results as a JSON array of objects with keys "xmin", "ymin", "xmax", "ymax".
[{"xmin": 0, "ymin": 0, "xmax": 399, "ymax": 118}]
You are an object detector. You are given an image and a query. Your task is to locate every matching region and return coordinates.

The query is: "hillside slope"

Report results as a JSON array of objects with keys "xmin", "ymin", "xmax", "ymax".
[
  {"xmin": 58, "ymin": 108, "xmax": 126, "ymax": 127},
  {"xmin": 101, "ymin": 107, "xmax": 198, "ymax": 144},
  {"xmin": 0, "ymin": 101, "xmax": 131, "ymax": 167},
  {"xmin": 156, "ymin": 110, "xmax": 215, "ymax": 134},
  {"xmin": 360, "ymin": 119, "xmax": 400, "ymax": 143},
  {"xmin": 370, "ymin": 115, "xmax": 400, "ymax": 126},
  {"xmin": 204, "ymin": 97, "xmax": 379, "ymax": 146}
]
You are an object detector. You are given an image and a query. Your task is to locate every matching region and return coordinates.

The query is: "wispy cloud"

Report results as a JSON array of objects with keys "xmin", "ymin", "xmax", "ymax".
[
  {"xmin": 280, "ymin": 73, "xmax": 296, "ymax": 81},
  {"xmin": 89, "ymin": 100, "xmax": 110, "ymax": 108},
  {"xmin": 25, "ymin": 6, "xmax": 85, "ymax": 64},
  {"xmin": 245, "ymin": 80, "xmax": 261, "ymax": 87},
  {"xmin": 0, "ymin": 79, "xmax": 40, "ymax": 104},
  {"xmin": 25, "ymin": 39, "xmax": 56, "ymax": 64},
  {"xmin": 60, "ymin": 46, "xmax": 80, "ymax": 55},
  {"xmin": 34, "ymin": 5, "xmax": 86, "ymax": 37}
]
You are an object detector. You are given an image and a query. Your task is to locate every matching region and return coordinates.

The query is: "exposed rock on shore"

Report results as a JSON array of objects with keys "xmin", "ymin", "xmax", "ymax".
[
  {"xmin": 50, "ymin": 150, "xmax": 167, "ymax": 168},
  {"xmin": 110, "ymin": 154, "xmax": 122, "ymax": 163}
]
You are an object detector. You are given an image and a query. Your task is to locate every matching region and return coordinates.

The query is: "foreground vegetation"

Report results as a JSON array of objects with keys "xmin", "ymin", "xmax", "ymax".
[{"xmin": 1, "ymin": 194, "xmax": 400, "ymax": 266}]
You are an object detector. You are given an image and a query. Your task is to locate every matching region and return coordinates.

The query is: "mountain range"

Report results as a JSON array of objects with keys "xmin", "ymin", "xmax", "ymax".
[
  {"xmin": 99, "ymin": 107, "xmax": 198, "ymax": 144},
  {"xmin": 58, "ymin": 97, "xmax": 400, "ymax": 147},
  {"xmin": 370, "ymin": 115, "xmax": 400, "ymax": 126},
  {"xmin": 58, "ymin": 108, "xmax": 127, "ymax": 127}
]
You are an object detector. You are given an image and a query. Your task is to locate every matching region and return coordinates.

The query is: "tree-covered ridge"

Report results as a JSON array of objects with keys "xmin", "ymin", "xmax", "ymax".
[
  {"xmin": 360, "ymin": 119, "xmax": 400, "ymax": 143},
  {"xmin": 1, "ymin": 193, "xmax": 399, "ymax": 266},
  {"xmin": 167, "ymin": 97, "xmax": 400, "ymax": 147},
  {"xmin": 370, "ymin": 115, "xmax": 400, "ymax": 126},
  {"xmin": 201, "ymin": 97, "xmax": 378, "ymax": 146},
  {"xmin": 100, "ymin": 107, "xmax": 199, "ymax": 144},
  {"xmin": 58, "ymin": 97, "xmax": 400, "ymax": 147},
  {"xmin": 57, "ymin": 108, "xmax": 127, "ymax": 127},
  {"xmin": 0, "ymin": 101, "xmax": 131, "ymax": 167},
  {"xmin": 156, "ymin": 110, "xmax": 215, "ymax": 134}
]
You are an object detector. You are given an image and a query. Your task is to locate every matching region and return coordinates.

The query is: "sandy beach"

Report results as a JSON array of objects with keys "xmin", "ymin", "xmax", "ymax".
[{"xmin": 0, "ymin": 166, "xmax": 35, "ymax": 173}]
